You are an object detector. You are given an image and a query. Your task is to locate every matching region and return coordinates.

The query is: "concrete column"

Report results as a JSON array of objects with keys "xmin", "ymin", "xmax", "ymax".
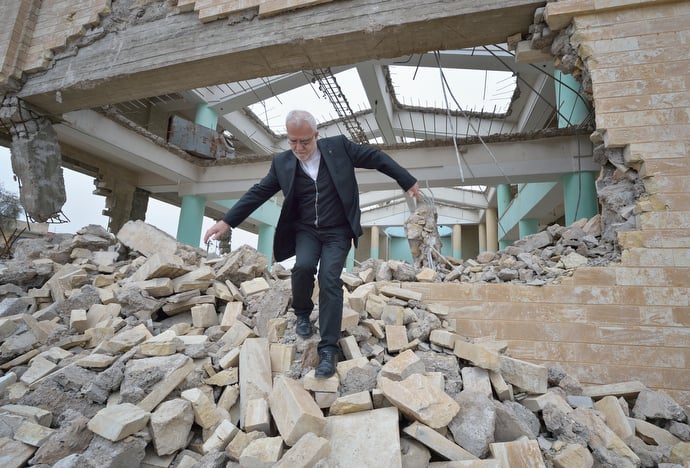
[
  {"xmin": 485, "ymin": 208, "xmax": 498, "ymax": 253},
  {"xmin": 496, "ymin": 183, "xmax": 511, "ymax": 247},
  {"xmin": 555, "ymin": 70, "xmax": 598, "ymax": 226},
  {"xmin": 177, "ymin": 103, "xmax": 217, "ymax": 246},
  {"xmin": 561, "ymin": 171, "xmax": 599, "ymax": 225},
  {"xmin": 257, "ymin": 223, "xmax": 275, "ymax": 267},
  {"xmin": 452, "ymin": 224, "xmax": 461, "ymax": 259},
  {"xmin": 177, "ymin": 195, "xmax": 206, "ymax": 247},
  {"xmin": 478, "ymin": 223, "xmax": 487, "ymax": 253},
  {"xmin": 370, "ymin": 225, "xmax": 380, "ymax": 259},
  {"xmin": 519, "ymin": 218, "xmax": 539, "ymax": 239}
]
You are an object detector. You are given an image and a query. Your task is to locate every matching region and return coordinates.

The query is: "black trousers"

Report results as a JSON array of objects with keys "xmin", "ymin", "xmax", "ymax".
[{"xmin": 291, "ymin": 224, "xmax": 352, "ymax": 354}]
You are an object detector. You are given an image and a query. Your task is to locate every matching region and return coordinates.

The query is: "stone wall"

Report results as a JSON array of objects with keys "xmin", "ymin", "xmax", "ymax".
[{"xmin": 403, "ymin": 0, "xmax": 690, "ymax": 404}]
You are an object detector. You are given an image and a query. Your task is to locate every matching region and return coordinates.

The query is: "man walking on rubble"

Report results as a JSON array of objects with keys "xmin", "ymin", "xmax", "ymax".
[{"xmin": 204, "ymin": 109, "xmax": 420, "ymax": 378}]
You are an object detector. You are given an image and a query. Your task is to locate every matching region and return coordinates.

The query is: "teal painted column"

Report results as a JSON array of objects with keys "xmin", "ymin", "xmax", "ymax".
[
  {"xmin": 257, "ymin": 223, "xmax": 275, "ymax": 267},
  {"xmin": 555, "ymin": 70, "xmax": 598, "ymax": 225},
  {"xmin": 561, "ymin": 171, "xmax": 599, "ymax": 225},
  {"xmin": 496, "ymin": 183, "xmax": 512, "ymax": 250},
  {"xmin": 345, "ymin": 245, "xmax": 355, "ymax": 272},
  {"xmin": 177, "ymin": 103, "xmax": 218, "ymax": 246},
  {"xmin": 177, "ymin": 195, "xmax": 206, "ymax": 246},
  {"xmin": 519, "ymin": 218, "xmax": 539, "ymax": 238}
]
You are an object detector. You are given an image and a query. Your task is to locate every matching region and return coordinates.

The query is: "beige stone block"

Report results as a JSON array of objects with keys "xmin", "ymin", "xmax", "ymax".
[
  {"xmin": 139, "ymin": 330, "xmax": 180, "ymax": 356},
  {"xmin": 340, "ymin": 306, "xmax": 360, "ymax": 330},
  {"xmin": 269, "ymin": 375, "xmax": 327, "ymax": 446},
  {"xmin": 239, "ymin": 436, "xmax": 284, "ymax": 467},
  {"xmin": 379, "ymin": 285, "xmax": 423, "ymax": 302},
  {"xmin": 454, "ymin": 340, "xmax": 500, "ymax": 371},
  {"xmin": 20, "ymin": 356, "xmax": 58, "ymax": 386},
  {"xmin": 98, "ymin": 286, "xmax": 117, "ymax": 304},
  {"xmin": 379, "ymin": 374, "xmax": 459, "ymax": 429},
  {"xmin": 131, "ymin": 252, "xmax": 188, "ymax": 282},
  {"xmin": 269, "ymin": 343, "xmax": 295, "ymax": 375},
  {"xmin": 490, "ymin": 438, "xmax": 545, "ymax": 467},
  {"xmin": 220, "ymin": 301, "xmax": 243, "ymax": 331},
  {"xmin": 336, "ymin": 356, "xmax": 368, "ymax": 381},
  {"xmin": 304, "ymin": 370, "xmax": 340, "ymax": 393},
  {"xmin": 0, "ymin": 436, "xmax": 35, "ymax": 468},
  {"xmin": 103, "ymin": 323, "xmax": 152, "ymax": 353},
  {"xmin": 69, "ymin": 309, "xmax": 88, "ymax": 332},
  {"xmin": 489, "ymin": 371, "xmax": 513, "ymax": 401},
  {"xmin": 0, "ymin": 372, "xmax": 17, "ymax": 396},
  {"xmin": 273, "ymin": 432, "xmax": 330, "ymax": 468},
  {"xmin": 381, "ymin": 304, "xmax": 405, "ymax": 326},
  {"xmin": 338, "ymin": 335, "xmax": 362, "ymax": 360},
  {"xmin": 134, "ymin": 278, "xmax": 174, "ymax": 297},
  {"xmin": 593, "ymin": 395, "xmax": 634, "ymax": 440},
  {"xmin": 239, "ymin": 277, "xmax": 270, "ymax": 296},
  {"xmin": 522, "ymin": 392, "xmax": 573, "ymax": 414},
  {"xmin": 226, "ymin": 430, "xmax": 267, "ymax": 462},
  {"xmin": 324, "ymin": 407, "xmax": 403, "ymax": 466},
  {"xmin": 633, "ymin": 417, "xmax": 680, "ymax": 447},
  {"xmin": 191, "ymin": 303, "xmax": 218, "ymax": 328},
  {"xmin": 180, "ymin": 387, "xmax": 222, "ymax": 429},
  {"xmin": 314, "ymin": 391, "xmax": 338, "ymax": 409},
  {"xmin": 86, "ymin": 303, "xmax": 121, "ymax": 329},
  {"xmin": 365, "ymin": 294, "xmax": 386, "ymax": 319},
  {"xmin": 201, "ymin": 419, "xmax": 239, "ymax": 454},
  {"xmin": 218, "ymin": 385, "xmax": 240, "ymax": 412},
  {"xmin": 205, "ymin": 368, "xmax": 238, "ymax": 386},
  {"xmin": 244, "ymin": 398, "xmax": 270, "ymax": 434},
  {"xmin": 427, "ymin": 303, "xmax": 449, "ymax": 316},
  {"xmin": 171, "ymin": 266, "xmax": 214, "ymax": 293},
  {"xmin": 498, "ymin": 355, "xmax": 547, "ymax": 394},
  {"xmin": 361, "ymin": 318, "xmax": 385, "ymax": 338},
  {"xmin": 570, "ymin": 408, "xmax": 640, "ymax": 465},
  {"xmin": 239, "ymin": 338, "xmax": 272, "ymax": 428},
  {"xmin": 552, "ymin": 443, "xmax": 594, "ymax": 468},
  {"xmin": 461, "ymin": 367, "xmax": 492, "ymax": 398},
  {"xmin": 358, "ymin": 268, "xmax": 375, "ymax": 283},
  {"xmin": 13, "ymin": 420, "xmax": 54, "ymax": 447},
  {"xmin": 348, "ymin": 282, "xmax": 377, "ymax": 313},
  {"xmin": 150, "ymin": 398, "xmax": 194, "ymax": 456},
  {"xmin": 341, "ymin": 272, "xmax": 363, "ymax": 289},
  {"xmin": 385, "ymin": 325, "xmax": 409, "ymax": 353},
  {"xmin": 267, "ymin": 317, "xmax": 287, "ymax": 342},
  {"xmin": 87, "ymin": 403, "xmax": 150, "ymax": 442},
  {"xmin": 220, "ymin": 320, "xmax": 255, "ymax": 348},
  {"xmin": 403, "ymin": 421, "xmax": 472, "ymax": 460},
  {"xmin": 138, "ymin": 356, "xmax": 195, "ymax": 412},
  {"xmin": 329, "ymin": 391, "xmax": 373, "ymax": 415},
  {"xmin": 75, "ymin": 353, "xmax": 118, "ymax": 369},
  {"xmin": 430, "ymin": 329, "xmax": 459, "ymax": 349},
  {"xmin": 219, "ymin": 347, "xmax": 240, "ymax": 369},
  {"xmin": 140, "ymin": 449, "xmax": 175, "ymax": 468},
  {"xmin": 380, "ymin": 349, "xmax": 425, "ymax": 381},
  {"xmin": 209, "ymin": 280, "xmax": 235, "ymax": 302},
  {"xmin": 581, "ymin": 380, "xmax": 646, "ymax": 399},
  {"xmin": 0, "ymin": 404, "xmax": 52, "ymax": 426}
]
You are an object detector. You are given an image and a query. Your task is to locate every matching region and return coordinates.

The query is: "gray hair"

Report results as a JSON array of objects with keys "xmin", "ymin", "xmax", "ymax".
[{"xmin": 285, "ymin": 110, "xmax": 317, "ymax": 132}]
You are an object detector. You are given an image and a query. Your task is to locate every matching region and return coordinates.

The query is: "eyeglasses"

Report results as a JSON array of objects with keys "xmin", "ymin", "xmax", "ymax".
[{"xmin": 288, "ymin": 135, "xmax": 315, "ymax": 147}]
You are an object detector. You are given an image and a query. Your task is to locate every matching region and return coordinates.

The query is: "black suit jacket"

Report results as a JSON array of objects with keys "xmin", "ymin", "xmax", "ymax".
[{"xmin": 222, "ymin": 135, "xmax": 417, "ymax": 262}]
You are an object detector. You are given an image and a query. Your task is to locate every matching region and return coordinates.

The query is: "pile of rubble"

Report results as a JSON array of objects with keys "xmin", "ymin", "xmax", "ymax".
[
  {"xmin": 395, "ymin": 213, "xmax": 617, "ymax": 286},
  {"xmin": 0, "ymin": 220, "xmax": 688, "ymax": 467}
]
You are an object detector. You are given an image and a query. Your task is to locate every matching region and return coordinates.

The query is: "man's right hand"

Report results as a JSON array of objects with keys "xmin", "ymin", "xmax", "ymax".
[{"xmin": 204, "ymin": 220, "xmax": 231, "ymax": 243}]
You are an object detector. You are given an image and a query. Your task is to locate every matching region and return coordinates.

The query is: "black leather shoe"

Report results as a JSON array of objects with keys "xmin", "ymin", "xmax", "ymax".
[
  {"xmin": 295, "ymin": 315, "xmax": 313, "ymax": 338},
  {"xmin": 315, "ymin": 349, "xmax": 338, "ymax": 378}
]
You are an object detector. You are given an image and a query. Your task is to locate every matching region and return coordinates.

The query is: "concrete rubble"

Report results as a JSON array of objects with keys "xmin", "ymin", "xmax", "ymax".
[{"xmin": 0, "ymin": 220, "xmax": 688, "ymax": 467}]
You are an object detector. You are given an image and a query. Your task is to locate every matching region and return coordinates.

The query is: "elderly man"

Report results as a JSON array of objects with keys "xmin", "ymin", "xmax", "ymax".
[{"xmin": 205, "ymin": 110, "xmax": 419, "ymax": 377}]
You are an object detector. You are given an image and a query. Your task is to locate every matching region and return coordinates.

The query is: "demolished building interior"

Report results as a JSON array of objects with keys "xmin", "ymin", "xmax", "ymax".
[{"xmin": 0, "ymin": 0, "xmax": 688, "ymax": 467}]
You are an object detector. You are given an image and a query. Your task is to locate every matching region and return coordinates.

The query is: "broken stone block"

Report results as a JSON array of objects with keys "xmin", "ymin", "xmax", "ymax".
[
  {"xmin": 133, "ymin": 278, "xmax": 174, "ymax": 297},
  {"xmin": 381, "ymin": 304, "xmax": 405, "ymax": 326},
  {"xmin": 269, "ymin": 343, "xmax": 295, "ymax": 375},
  {"xmin": 239, "ymin": 338, "xmax": 272, "ymax": 428},
  {"xmin": 379, "ymin": 285, "xmax": 423, "ymax": 302},
  {"xmin": 403, "ymin": 420, "xmax": 477, "ymax": 461},
  {"xmin": 569, "ymin": 407, "xmax": 640, "ymax": 466},
  {"xmin": 269, "ymin": 375, "xmax": 327, "ymax": 446},
  {"xmin": 361, "ymin": 318, "xmax": 385, "ymax": 339},
  {"xmin": 303, "ymin": 370, "xmax": 339, "ymax": 393},
  {"xmin": 130, "ymin": 252, "xmax": 188, "ymax": 282},
  {"xmin": 0, "ymin": 372, "xmax": 17, "ymax": 396},
  {"xmin": 522, "ymin": 392, "xmax": 573, "ymax": 414},
  {"xmin": 171, "ymin": 266, "xmax": 215, "ymax": 293},
  {"xmin": 102, "ymin": 323, "xmax": 152, "ymax": 353},
  {"xmin": 324, "ymin": 406, "xmax": 403, "ymax": 466},
  {"xmin": 117, "ymin": 220, "xmax": 179, "ymax": 257},
  {"xmin": 386, "ymin": 324, "xmax": 409, "ymax": 353},
  {"xmin": 490, "ymin": 438, "xmax": 546, "ymax": 467},
  {"xmin": 341, "ymin": 306, "xmax": 360, "ymax": 331},
  {"xmin": 239, "ymin": 436, "xmax": 284, "ymax": 467},
  {"xmin": 581, "ymin": 380, "xmax": 646, "ymax": 400},
  {"xmin": 0, "ymin": 404, "xmax": 52, "ymax": 426},
  {"xmin": 448, "ymin": 390, "xmax": 496, "ymax": 458},
  {"xmin": 329, "ymin": 390, "xmax": 373, "ymax": 415},
  {"xmin": 379, "ymin": 374, "xmax": 459, "ymax": 429},
  {"xmin": 20, "ymin": 356, "xmax": 58, "ymax": 386},
  {"xmin": 380, "ymin": 349, "xmax": 425, "ymax": 381},
  {"xmin": 348, "ymin": 283, "xmax": 377, "ymax": 313},
  {"xmin": 239, "ymin": 277, "xmax": 270, "ymax": 296},
  {"xmin": 0, "ymin": 436, "xmax": 35, "ymax": 468},
  {"xmin": 191, "ymin": 303, "xmax": 218, "ymax": 328},
  {"xmin": 205, "ymin": 368, "xmax": 238, "ymax": 386},
  {"xmin": 135, "ymin": 355, "xmax": 195, "ymax": 412},
  {"xmin": 632, "ymin": 388, "xmax": 687, "ymax": 422},
  {"xmin": 461, "ymin": 367, "xmax": 492, "ymax": 398},
  {"xmin": 341, "ymin": 271, "xmax": 363, "ymax": 290},
  {"xmin": 180, "ymin": 387, "xmax": 223, "ymax": 429},
  {"xmin": 488, "ymin": 370, "xmax": 513, "ymax": 401},
  {"xmin": 593, "ymin": 395, "xmax": 634, "ymax": 440},
  {"xmin": 219, "ymin": 347, "xmax": 240, "ymax": 369},
  {"xmin": 267, "ymin": 317, "xmax": 287, "ymax": 342},
  {"xmin": 75, "ymin": 353, "xmax": 118, "ymax": 369},
  {"xmin": 13, "ymin": 419, "xmax": 55, "ymax": 447},
  {"xmin": 498, "ymin": 355, "xmax": 547, "ymax": 394},
  {"xmin": 225, "ymin": 430, "xmax": 266, "ymax": 462},
  {"xmin": 336, "ymin": 356, "xmax": 368, "ymax": 381},
  {"xmin": 139, "ymin": 330, "xmax": 180, "ymax": 356},
  {"xmin": 69, "ymin": 309, "xmax": 88, "ymax": 332},
  {"xmin": 150, "ymin": 398, "xmax": 194, "ymax": 456},
  {"xmin": 244, "ymin": 397, "xmax": 270, "ymax": 434},
  {"xmin": 218, "ymin": 385, "xmax": 240, "ymax": 413},
  {"xmin": 454, "ymin": 340, "xmax": 500, "ymax": 371},
  {"xmin": 338, "ymin": 335, "xmax": 362, "ymax": 360},
  {"xmin": 273, "ymin": 432, "xmax": 330, "ymax": 468},
  {"xmin": 552, "ymin": 443, "xmax": 594, "ymax": 468},
  {"xmin": 201, "ymin": 418, "xmax": 239, "ymax": 454},
  {"xmin": 220, "ymin": 320, "xmax": 255, "ymax": 348},
  {"xmin": 633, "ymin": 417, "xmax": 681, "ymax": 447},
  {"xmin": 87, "ymin": 403, "xmax": 150, "ymax": 442}
]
